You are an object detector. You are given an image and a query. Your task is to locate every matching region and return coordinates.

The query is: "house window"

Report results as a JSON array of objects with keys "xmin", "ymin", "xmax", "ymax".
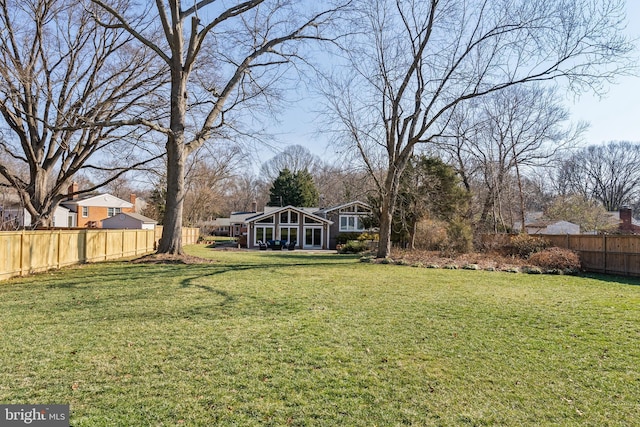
[
  {"xmin": 304, "ymin": 216, "xmax": 321, "ymax": 224},
  {"xmin": 304, "ymin": 227, "xmax": 323, "ymax": 248},
  {"xmin": 340, "ymin": 215, "xmax": 365, "ymax": 232},
  {"xmin": 280, "ymin": 227, "xmax": 298, "ymax": 245},
  {"xmin": 280, "ymin": 211, "xmax": 299, "ymax": 224},
  {"xmin": 257, "ymin": 215, "xmax": 275, "ymax": 224},
  {"xmin": 82, "ymin": 206, "xmax": 88, "ymax": 217},
  {"xmin": 107, "ymin": 207, "xmax": 121, "ymax": 217},
  {"xmin": 255, "ymin": 226, "xmax": 274, "ymax": 244}
]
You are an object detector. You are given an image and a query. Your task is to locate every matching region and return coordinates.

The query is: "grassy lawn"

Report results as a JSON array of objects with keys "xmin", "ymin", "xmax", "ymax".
[{"xmin": 1, "ymin": 247, "xmax": 639, "ymax": 426}]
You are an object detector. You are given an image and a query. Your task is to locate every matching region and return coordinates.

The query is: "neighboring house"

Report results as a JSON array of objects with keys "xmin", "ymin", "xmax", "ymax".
[
  {"xmin": 208, "ymin": 218, "xmax": 231, "ymax": 236},
  {"xmin": 316, "ymin": 201, "xmax": 374, "ymax": 249},
  {"xmin": 61, "ymin": 184, "xmax": 136, "ymax": 228},
  {"xmin": 229, "ymin": 211, "xmax": 256, "ymax": 239},
  {"xmin": 101, "ymin": 212, "xmax": 157, "ymax": 230},
  {"xmin": 523, "ymin": 220, "xmax": 580, "ymax": 235},
  {"xmin": 610, "ymin": 207, "xmax": 640, "ymax": 234},
  {"xmin": 513, "ymin": 212, "xmax": 580, "ymax": 235},
  {"xmin": 244, "ymin": 205, "xmax": 333, "ymax": 250},
  {"xmin": 1, "ymin": 203, "xmax": 75, "ymax": 228}
]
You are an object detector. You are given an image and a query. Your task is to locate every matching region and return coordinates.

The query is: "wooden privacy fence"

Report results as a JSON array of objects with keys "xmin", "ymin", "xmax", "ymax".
[
  {"xmin": 483, "ymin": 234, "xmax": 640, "ymax": 277},
  {"xmin": 154, "ymin": 226, "xmax": 200, "ymax": 246},
  {"xmin": 0, "ymin": 227, "xmax": 200, "ymax": 281}
]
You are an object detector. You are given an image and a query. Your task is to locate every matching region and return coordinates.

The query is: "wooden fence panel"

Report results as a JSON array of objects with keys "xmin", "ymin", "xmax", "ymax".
[
  {"xmin": 0, "ymin": 227, "xmax": 199, "ymax": 281},
  {"xmin": 483, "ymin": 233, "xmax": 640, "ymax": 277},
  {"xmin": 154, "ymin": 226, "xmax": 200, "ymax": 246},
  {"xmin": 58, "ymin": 231, "xmax": 85, "ymax": 268},
  {"xmin": 0, "ymin": 232, "xmax": 23, "ymax": 281}
]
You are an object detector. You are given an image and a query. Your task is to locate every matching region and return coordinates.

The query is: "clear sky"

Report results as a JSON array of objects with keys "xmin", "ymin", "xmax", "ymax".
[
  {"xmin": 570, "ymin": 1, "xmax": 640, "ymax": 146},
  {"xmin": 264, "ymin": 0, "xmax": 640, "ymax": 165}
]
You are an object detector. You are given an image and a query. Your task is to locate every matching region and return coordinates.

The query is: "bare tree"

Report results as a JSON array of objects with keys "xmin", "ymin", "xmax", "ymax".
[
  {"xmin": 183, "ymin": 144, "xmax": 244, "ymax": 225},
  {"xmin": 323, "ymin": 0, "xmax": 633, "ymax": 258},
  {"xmin": 259, "ymin": 144, "xmax": 321, "ymax": 183},
  {"xmin": 442, "ymin": 85, "xmax": 584, "ymax": 233},
  {"xmin": 557, "ymin": 141, "xmax": 640, "ymax": 211},
  {"xmin": 0, "ymin": 0, "xmax": 164, "ymax": 227},
  {"xmin": 91, "ymin": 0, "xmax": 352, "ymax": 254}
]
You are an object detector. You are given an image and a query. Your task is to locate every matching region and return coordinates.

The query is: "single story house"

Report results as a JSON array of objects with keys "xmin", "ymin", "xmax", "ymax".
[
  {"xmin": 239, "ymin": 201, "xmax": 374, "ymax": 250},
  {"xmin": 208, "ymin": 218, "xmax": 231, "ymax": 236},
  {"xmin": 244, "ymin": 205, "xmax": 333, "ymax": 250},
  {"xmin": 101, "ymin": 212, "xmax": 157, "ymax": 230},
  {"xmin": 524, "ymin": 220, "xmax": 580, "ymax": 235}
]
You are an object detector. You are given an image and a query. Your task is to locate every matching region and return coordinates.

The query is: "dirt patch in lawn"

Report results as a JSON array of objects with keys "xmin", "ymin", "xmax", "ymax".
[{"xmin": 131, "ymin": 253, "xmax": 216, "ymax": 265}]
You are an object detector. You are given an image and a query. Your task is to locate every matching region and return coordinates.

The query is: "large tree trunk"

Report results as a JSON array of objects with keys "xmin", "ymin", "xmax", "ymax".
[
  {"xmin": 376, "ymin": 164, "xmax": 403, "ymax": 258},
  {"xmin": 158, "ymin": 65, "xmax": 187, "ymax": 255},
  {"xmin": 26, "ymin": 169, "xmax": 54, "ymax": 228},
  {"xmin": 158, "ymin": 135, "xmax": 185, "ymax": 254}
]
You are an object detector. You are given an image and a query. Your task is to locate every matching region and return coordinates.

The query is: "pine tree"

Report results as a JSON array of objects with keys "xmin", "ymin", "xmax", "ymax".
[{"xmin": 268, "ymin": 169, "xmax": 319, "ymax": 207}]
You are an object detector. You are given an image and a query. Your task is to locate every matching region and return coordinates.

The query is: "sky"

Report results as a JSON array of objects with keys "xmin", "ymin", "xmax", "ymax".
[
  {"xmin": 265, "ymin": 0, "xmax": 640, "ymax": 164},
  {"xmin": 570, "ymin": 1, "xmax": 640, "ymax": 147}
]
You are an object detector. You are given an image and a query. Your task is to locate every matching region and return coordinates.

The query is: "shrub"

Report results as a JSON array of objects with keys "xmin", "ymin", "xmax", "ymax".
[
  {"xmin": 528, "ymin": 247, "xmax": 581, "ymax": 273},
  {"xmin": 507, "ymin": 234, "xmax": 550, "ymax": 258},
  {"xmin": 336, "ymin": 233, "xmax": 362, "ymax": 245},
  {"xmin": 442, "ymin": 218, "xmax": 473, "ymax": 255},
  {"xmin": 413, "ymin": 219, "xmax": 449, "ymax": 250},
  {"xmin": 340, "ymin": 240, "xmax": 369, "ymax": 254},
  {"xmin": 358, "ymin": 232, "xmax": 379, "ymax": 242}
]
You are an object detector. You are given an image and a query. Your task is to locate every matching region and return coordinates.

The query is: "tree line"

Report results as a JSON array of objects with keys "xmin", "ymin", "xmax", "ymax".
[{"xmin": 0, "ymin": 0, "xmax": 635, "ymax": 257}]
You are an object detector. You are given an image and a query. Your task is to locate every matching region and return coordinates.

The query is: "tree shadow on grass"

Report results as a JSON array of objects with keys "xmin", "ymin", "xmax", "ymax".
[
  {"xmin": 579, "ymin": 272, "xmax": 640, "ymax": 287},
  {"xmin": 178, "ymin": 261, "xmax": 343, "ymax": 291}
]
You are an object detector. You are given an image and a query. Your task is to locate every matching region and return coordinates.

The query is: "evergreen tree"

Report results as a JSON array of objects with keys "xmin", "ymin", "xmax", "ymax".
[
  {"xmin": 376, "ymin": 155, "xmax": 470, "ymax": 249},
  {"xmin": 268, "ymin": 169, "xmax": 319, "ymax": 207}
]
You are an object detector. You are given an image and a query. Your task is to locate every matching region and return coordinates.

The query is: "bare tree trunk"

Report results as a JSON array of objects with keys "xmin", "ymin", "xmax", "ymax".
[
  {"xmin": 158, "ymin": 136, "xmax": 186, "ymax": 254},
  {"xmin": 513, "ymin": 153, "xmax": 527, "ymax": 234},
  {"xmin": 377, "ymin": 165, "xmax": 403, "ymax": 258},
  {"xmin": 158, "ymin": 63, "xmax": 188, "ymax": 255},
  {"xmin": 377, "ymin": 195, "xmax": 394, "ymax": 258}
]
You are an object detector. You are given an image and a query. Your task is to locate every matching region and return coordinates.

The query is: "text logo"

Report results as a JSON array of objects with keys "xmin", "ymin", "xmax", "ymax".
[{"xmin": 0, "ymin": 405, "xmax": 69, "ymax": 427}]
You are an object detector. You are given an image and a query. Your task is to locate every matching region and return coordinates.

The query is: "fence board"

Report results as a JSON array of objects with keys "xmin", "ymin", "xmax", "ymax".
[
  {"xmin": 483, "ymin": 233, "xmax": 640, "ymax": 277},
  {"xmin": 0, "ymin": 227, "xmax": 200, "ymax": 281}
]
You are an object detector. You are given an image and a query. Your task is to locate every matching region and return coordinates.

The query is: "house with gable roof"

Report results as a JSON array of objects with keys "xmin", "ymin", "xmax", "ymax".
[
  {"xmin": 60, "ymin": 183, "xmax": 136, "ymax": 228},
  {"xmin": 242, "ymin": 201, "xmax": 374, "ymax": 250},
  {"xmin": 245, "ymin": 205, "xmax": 333, "ymax": 250}
]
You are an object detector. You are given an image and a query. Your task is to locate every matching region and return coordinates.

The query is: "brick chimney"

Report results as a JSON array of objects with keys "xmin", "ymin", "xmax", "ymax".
[
  {"xmin": 251, "ymin": 200, "xmax": 257, "ymax": 212},
  {"xmin": 620, "ymin": 206, "xmax": 633, "ymax": 232},
  {"xmin": 67, "ymin": 182, "xmax": 79, "ymax": 200}
]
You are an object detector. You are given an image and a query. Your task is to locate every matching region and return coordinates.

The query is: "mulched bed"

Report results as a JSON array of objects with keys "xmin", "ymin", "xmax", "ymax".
[{"xmin": 382, "ymin": 249, "xmax": 532, "ymax": 271}]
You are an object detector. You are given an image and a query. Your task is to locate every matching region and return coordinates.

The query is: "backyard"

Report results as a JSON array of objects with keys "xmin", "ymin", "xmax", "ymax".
[{"xmin": 0, "ymin": 246, "xmax": 639, "ymax": 426}]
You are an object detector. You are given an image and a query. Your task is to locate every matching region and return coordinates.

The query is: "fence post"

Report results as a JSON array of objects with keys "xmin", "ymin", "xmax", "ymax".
[
  {"xmin": 20, "ymin": 230, "xmax": 24, "ymax": 277},
  {"xmin": 603, "ymin": 235, "xmax": 607, "ymax": 274}
]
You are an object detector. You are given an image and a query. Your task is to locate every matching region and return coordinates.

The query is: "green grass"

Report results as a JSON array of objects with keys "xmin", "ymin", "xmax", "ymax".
[{"xmin": 1, "ymin": 247, "xmax": 639, "ymax": 426}]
